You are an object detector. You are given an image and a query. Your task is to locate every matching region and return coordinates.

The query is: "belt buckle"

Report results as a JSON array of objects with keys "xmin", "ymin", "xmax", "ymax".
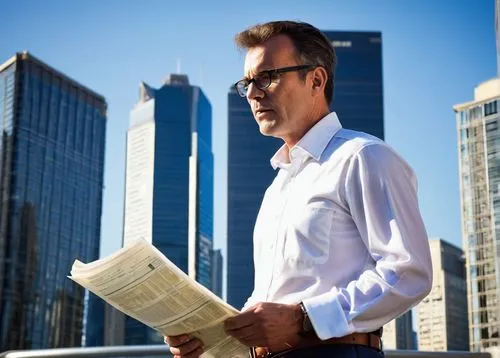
[
  {"xmin": 251, "ymin": 347, "xmax": 271, "ymax": 358},
  {"xmin": 259, "ymin": 350, "xmax": 271, "ymax": 358}
]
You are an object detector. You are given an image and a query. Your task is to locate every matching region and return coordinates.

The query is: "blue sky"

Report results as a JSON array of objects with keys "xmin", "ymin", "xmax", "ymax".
[{"xmin": 0, "ymin": 1, "xmax": 496, "ymax": 271}]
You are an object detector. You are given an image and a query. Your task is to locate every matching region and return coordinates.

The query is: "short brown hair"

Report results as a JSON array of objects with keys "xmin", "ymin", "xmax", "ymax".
[{"xmin": 235, "ymin": 21, "xmax": 336, "ymax": 104}]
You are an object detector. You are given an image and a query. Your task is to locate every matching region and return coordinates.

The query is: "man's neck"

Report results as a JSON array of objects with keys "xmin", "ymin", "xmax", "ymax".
[{"xmin": 284, "ymin": 108, "xmax": 331, "ymax": 149}]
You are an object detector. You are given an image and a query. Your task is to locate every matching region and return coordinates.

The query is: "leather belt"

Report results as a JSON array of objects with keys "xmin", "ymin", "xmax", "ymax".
[{"xmin": 252, "ymin": 331, "xmax": 383, "ymax": 358}]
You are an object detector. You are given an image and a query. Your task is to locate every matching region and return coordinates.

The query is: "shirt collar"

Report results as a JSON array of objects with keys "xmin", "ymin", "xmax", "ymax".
[{"xmin": 270, "ymin": 112, "xmax": 342, "ymax": 170}]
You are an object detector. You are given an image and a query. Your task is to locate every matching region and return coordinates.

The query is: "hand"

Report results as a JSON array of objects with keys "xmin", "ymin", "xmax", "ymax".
[
  {"xmin": 164, "ymin": 334, "xmax": 204, "ymax": 358},
  {"xmin": 224, "ymin": 302, "xmax": 303, "ymax": 352}
]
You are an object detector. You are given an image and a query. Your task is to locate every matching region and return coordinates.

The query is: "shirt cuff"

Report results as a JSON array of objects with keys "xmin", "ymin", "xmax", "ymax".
[{"xmin": 302, "ymin": 288, "xmax": 352, "ymax": 340}]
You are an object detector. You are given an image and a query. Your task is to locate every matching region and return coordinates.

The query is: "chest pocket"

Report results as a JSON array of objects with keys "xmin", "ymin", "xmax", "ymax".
[{"xmin": 282, "ymin": 206, "xmax": 333, "ymax": 266}]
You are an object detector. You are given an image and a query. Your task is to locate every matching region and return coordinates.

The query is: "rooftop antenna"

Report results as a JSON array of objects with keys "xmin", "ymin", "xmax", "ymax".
[{"xmin": 177, "ymin": 58, "xmax": 181, "ymax": 74}]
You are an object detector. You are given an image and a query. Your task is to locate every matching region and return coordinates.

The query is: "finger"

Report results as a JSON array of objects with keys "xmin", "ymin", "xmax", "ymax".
[
  {"xmin": 233, "ymin": 333, "xmax": 262, "ymax": 348},
  {"xmin": 225, "ymin": 323, "xmax": 263, "ymax": 347},
  {"xmin": 225, "ymin": 324, "xmax": 258, "ymax": 340},
  {"xmin": 169, "ymin": 338, "xmax": 203, "ymax": 356},
  {"xmin": 185, "ymin": 346, "xmax": 204, "ymax": 358},
  {"xmin": 165, "ymin": 334, "xmax": 191, "ymax": 347},
  {"xmin": 224, "ymin": 311, "xmax": 257, "ymax": 331},
  {"xmin": 173, "ymin": 346, "xmax": 204, "ymax": 358}
]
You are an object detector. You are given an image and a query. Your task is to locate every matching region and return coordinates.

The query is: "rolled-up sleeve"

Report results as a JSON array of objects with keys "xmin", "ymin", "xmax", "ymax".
[{"xmin": 302, "ymin": 143, "xmax": 432, "ymax": 340}]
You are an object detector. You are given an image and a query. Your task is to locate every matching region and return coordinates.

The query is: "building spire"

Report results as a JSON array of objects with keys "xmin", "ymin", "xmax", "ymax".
[{"xmin": 138, "ymin": 81, "xmax": 155, "ymax": 103}]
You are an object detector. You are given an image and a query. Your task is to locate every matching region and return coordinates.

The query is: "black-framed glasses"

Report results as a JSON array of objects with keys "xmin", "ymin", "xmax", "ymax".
[{"xmin": 234, "ymin": 64, "xmax": 316, "ymax": 97}]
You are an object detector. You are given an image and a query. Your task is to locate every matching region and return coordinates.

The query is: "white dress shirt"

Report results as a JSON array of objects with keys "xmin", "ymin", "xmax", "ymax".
[{"xmin": 243, "ymin": 112, "xmax": 432, "ymax": 340}]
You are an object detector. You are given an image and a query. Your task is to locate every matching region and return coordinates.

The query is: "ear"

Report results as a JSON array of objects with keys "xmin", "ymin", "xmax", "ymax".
[{"xmin": 310, "ymin": 66, "xmax": 328, "ymax": 96}]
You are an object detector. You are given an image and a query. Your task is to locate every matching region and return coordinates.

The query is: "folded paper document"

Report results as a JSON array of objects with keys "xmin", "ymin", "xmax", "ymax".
[{"xmin": 69, "ymin": 238, "xmax": 249, "ymax": 358}]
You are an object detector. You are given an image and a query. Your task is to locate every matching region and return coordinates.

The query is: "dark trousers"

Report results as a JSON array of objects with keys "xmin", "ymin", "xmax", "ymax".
[{"xmin": 270, "ymin": 344, "xmax": 384, "ymax": 358}]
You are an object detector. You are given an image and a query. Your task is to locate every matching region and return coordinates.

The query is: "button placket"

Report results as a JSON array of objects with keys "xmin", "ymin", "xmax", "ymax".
[{"xmin": 264, "ymin": 170, "xmax": 295, "ymax": 300}]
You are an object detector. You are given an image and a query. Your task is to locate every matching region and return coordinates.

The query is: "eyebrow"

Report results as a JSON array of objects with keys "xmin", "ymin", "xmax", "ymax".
[{"xmin": 243, "ymin": 67, "xmax": 274, "ymax": 80}]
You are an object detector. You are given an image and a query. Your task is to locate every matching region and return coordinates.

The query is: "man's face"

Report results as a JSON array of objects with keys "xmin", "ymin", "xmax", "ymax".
[{"xmin": 243, "ymin": 35, "xmax": 314, "ymax": 145}]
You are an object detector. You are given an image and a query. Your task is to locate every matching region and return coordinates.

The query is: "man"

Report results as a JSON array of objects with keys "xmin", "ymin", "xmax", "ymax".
[{"xmin": 166, "ymin": 21, "xmax": 432, "ymax": 358}]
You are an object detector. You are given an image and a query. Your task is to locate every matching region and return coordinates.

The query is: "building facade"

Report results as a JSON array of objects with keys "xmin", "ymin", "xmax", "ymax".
[
  {"xmin": 496, "ymin": 0, "xmax": 500, "ymax": 75},
  {"xmin": 122, "ymin": 75, "xmax": 213, "ymax": 344},
  {"xmin": 383, "ymin": 311, "xmax": 415, "ymax": 350},
  {"xmin": 226, "ymin": 31, "xmax": 384, "ymax": 309},
  {"xmin": 416, "ymin": 239, "xmax": 469, "ymax": 351},
  {"xmin": 323, "ymin": 31, "xmax": 384, "ymax": 140},
  {"xmin": 226, "ymin": 87, "xmax": 282, "ymax": 309},
  {"xmin": 211, "ymin": 249, "xmax": 223, "ymax": 298},
  {"xmin": 454, "ymin": 78, "xmax": 500, "ymax": 350},
  {"xmin": 0, "ymin": 52, "xmax": 107, "ymax": 349}
]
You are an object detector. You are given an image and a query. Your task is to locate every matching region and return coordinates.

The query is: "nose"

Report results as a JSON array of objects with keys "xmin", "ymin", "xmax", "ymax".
[{"xmin": 246, "ymin": 81, "xmax": 264, "ymax": 101}]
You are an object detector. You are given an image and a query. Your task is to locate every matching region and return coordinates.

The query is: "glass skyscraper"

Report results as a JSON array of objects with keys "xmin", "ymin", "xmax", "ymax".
[
  {"xmin": 383, "ymin": 311, "xmax": 415, "ymax": 350},
  {"xmin": 0, "ymin": 52, "xmax": 107, "ymax": 349},
  {"xmin": 226, "ymin": 88, "xmax": 281, "ymax": 309},
  {"xmin": 227, "ymin": 31, "xmax": 384, "ymax": 309},
  {"xmin": 496, "ymin": 0, "xmax": 500, "ymax": 75},
  {"xmin": 416, "ymin": 239, "xmax": 468, "ymax": 352},
  {"xmin": 123, "ymin": 74, "xmax": 213, "ymax": 344},
  {"xmin": 454, "ymin": 78, "xmax": 500, "ymax": 351},
  {"xmin": 211, "ymin": 249, "xmax": 223, "ymax": 298},
  {"xmin": 324, "ymin": 31, "xmax": 384, "ymax": 140}
]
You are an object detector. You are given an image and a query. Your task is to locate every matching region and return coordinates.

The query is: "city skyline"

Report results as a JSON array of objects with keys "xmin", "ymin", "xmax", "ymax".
[
  {"xmin": 0, "ymin": 1, "xmax": 495, "ymax": 299},
  {"xmin": 0, "ymin": 1, "xmax": 498, "ymax": 355}
]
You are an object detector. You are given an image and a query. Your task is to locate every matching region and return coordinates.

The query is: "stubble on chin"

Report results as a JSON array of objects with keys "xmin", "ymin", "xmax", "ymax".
[{"xmin": 257, "ymin": 119, "xmax": 278, "ymax": 136}]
